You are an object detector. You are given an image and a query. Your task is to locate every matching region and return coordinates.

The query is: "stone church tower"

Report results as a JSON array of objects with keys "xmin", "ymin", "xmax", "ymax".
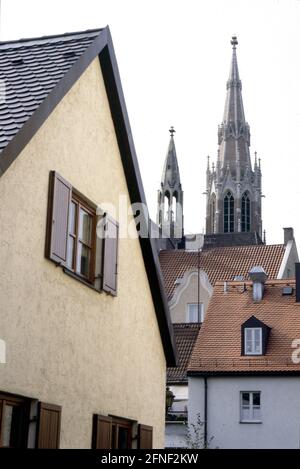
[
  {"xmin": 157, "ymin": 127, "xmax": 184, "ymax": 246},
  {"xmin": 205, "ymin": 36, "xmax": 263, "ymax": 239}
]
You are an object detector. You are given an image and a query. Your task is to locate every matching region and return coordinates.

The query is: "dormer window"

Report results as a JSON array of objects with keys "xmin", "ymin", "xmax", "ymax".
[
  {"xmin": 187, "ymin": 303, "xmax": 203, "ymax": 323},
  {"xmin": 241, "ymin": 316, "xmax": 271, "ymax": 356},
  {"xmin": 244, "ymin": 328, "xmax": 262, "ymax": 355}
]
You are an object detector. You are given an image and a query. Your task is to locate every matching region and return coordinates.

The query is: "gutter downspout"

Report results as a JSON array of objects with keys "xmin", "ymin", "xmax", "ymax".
[{"xmin": 204, "ymin": 377, "xmax": 208, "ymax": 448}]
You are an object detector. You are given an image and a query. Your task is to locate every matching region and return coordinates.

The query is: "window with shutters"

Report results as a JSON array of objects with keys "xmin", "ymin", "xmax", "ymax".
[
  {"xmin": 46, "ymin": 171, "xmax": 119, "ymax": 295},
  {"xmin": 0, "ymin": 393, "xmax": 30, "ymax": 448},
  {"xmin": 92, "ymin": 415, "xmax": 136, "ymax": 449}
]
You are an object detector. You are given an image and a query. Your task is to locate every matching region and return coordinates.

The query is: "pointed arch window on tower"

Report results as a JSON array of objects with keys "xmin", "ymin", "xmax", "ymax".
[
  {"xmin": 164, "ymin": 192, "xmax": 170, "ymax": 221},
  {"xmin": 211, "ymin": 194, "xmax": 216, "ymax": 234},
  {"xmin": 224, "ymin": 191, "xmax": 234, "ymax": 233},
  {"xmin": 241, "ymin": 192, "xmax": 250, "ymax": 232},
  {"xmin": 172, "ymin": 193, "xmax": 177, "ymax": 222}
]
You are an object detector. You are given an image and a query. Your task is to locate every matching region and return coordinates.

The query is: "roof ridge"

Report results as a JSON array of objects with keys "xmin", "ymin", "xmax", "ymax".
[
  {"xmin": 0, "ymin": 28, "xmax": 103, "ymax": 50},
  {"xmin": 215, "ymin": 278, "xmax": 296, "ymax": 286}
]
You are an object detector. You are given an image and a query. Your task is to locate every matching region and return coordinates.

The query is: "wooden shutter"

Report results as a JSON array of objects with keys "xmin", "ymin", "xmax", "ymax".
[
  {"xmin": 102, "ymin": 214, "xmax": 119, "ymax": 295},
  {"xmin": 45, "ymin": 171, "xmax": 72, "ymax": 266},
  {"xmin": 138, "ymin": 424, "xmax": 153, "ymax": 449},
  {"xmin": 36, "ymin": 402, "xmax": 61, "ymax": 449},
  {"xmin": 92, "ymin": 414, "xmax": 112, "ymax": 449}
]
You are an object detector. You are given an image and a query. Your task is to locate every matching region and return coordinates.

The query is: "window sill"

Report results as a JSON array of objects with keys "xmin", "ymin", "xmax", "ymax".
[
  {"xmin": 63, "ymin": 268, "xmax": 101, "ymax": 294},
  {"xmin": 239, "ymin": 420, "xmax": 262, "ymax": 424}
]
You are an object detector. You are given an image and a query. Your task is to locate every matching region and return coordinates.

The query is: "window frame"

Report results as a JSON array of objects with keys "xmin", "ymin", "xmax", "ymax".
[
  {"xmin": 244, "ymin": 327, "xmax": 262, "ymax": 355},
  {"xmin": 0, "ymin": 393, "xmax": 30, "ymax": 448},
  {"xmin": 186, "ymin": 303, "xmax": 204, "ymax": 323},
  {"xmin": 240, "ymin": 391, "xmax": 262, "ymax": 423},
  {"xmin": 66, "ymin": 193, "xmax": 97, "ymax": 284}
]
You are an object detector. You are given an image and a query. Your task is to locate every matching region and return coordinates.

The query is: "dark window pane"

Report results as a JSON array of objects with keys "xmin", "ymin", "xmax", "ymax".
[
  {"xmin": 242, "ymin": 393, "xmax": 250, "ymax": 405},
  {"xmin": 253, "ymin": 392, "xmax": 260, "ymax": 406},
  {"xmin": 79, "ymin": 209, "xmax": 92, "ymax": 245},
  {"xmin": 76, "ymin": 243, "xmax": 91, "ymax": 278},
  {"xmin": 118, "ymin": 427, "xmax": 129, "ymax": 449},
  {"xmin": 111, "ymin": 424, "xmax": 116, "ymax": 449}
]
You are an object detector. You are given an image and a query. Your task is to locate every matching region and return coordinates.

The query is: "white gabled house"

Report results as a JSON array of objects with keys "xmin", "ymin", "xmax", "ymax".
[{"xmin": 188, "ymin": 264, "xmax": 300, "ymax": 449}]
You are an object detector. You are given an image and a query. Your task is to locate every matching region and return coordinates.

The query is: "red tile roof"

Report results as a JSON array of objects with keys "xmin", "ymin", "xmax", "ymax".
[
  {"xmin": 159, "ymin": 244, "xmax": 285, "ymax": 300},
  {"xmin": 188, "ymin": 279, "xmax": 300, "ymax": 374},
  {"xmin": 167, "ymin": 323, "xmax": 201, "ymax": 384}
]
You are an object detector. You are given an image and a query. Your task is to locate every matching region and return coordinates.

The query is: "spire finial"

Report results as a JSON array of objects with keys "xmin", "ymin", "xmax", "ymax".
[
  {"xmin": 231, "ymin": 35, "xmax": 238, "ymax": 49},
  {"xmin": 207, "ymin": 155, "xmax": 210, "ymax": 170},
  {"xmin": 169, "ymin": 126, "xmax": 176, "ymax": 138}
]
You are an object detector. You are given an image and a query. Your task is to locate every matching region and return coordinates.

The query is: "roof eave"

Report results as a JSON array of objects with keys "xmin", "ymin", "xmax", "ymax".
[{"xmin": 187, "ymin": 370, "xmax": 300, "ymax": 377}]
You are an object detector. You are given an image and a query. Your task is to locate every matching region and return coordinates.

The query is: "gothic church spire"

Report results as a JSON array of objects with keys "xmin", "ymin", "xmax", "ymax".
[
  {"xmin": 157, "ymin": 127, "xmax": 184, "ymax": 244},
  {"xmin": 206, "ymin": 37, "xmax": 263, "ymax": 239}
]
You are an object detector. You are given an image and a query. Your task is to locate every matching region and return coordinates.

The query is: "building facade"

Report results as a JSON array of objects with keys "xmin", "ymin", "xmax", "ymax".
[
  {"xmin": 0, "ymin": 28, "xmax": 176, "ymax": 449},
  {"xmin": 188, "ymin": 269, "xmax": 300, "ymax": 448}
]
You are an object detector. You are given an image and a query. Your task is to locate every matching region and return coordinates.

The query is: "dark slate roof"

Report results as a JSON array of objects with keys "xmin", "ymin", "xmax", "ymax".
[
  {"xmin": 203, "ymin": 232, "xmax": 263, "ymax": 250},
  {"xmin": 0, "ymin": 30, "xmax": 101, "ymax": 153},
  {"xmin": 167, "ymin": 323, "xmax": 201, "ymax": 384}
]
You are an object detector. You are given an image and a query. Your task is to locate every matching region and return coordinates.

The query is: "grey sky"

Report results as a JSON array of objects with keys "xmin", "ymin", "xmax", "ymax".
[{"xmin": 1, "ymin": 0, "xmax": 300, "ymax": 246}]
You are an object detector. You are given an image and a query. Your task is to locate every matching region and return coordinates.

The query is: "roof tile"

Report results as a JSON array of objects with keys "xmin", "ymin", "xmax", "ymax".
[
  {"xmin": 188, "ymin": 279, "xmax": 300, "ymax": 374},
  {"xmin": 159, "ymin": 244, "xmax": 285, "ymax": 299}
]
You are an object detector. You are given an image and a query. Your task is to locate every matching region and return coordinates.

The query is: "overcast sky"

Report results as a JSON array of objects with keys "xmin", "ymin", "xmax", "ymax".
[{"xmin": 1, "ymin": 0, "xmax": 300, "ymax": 247}]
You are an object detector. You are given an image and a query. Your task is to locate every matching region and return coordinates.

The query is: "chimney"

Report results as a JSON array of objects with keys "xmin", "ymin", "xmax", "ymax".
[
  {"xmin": 249, "ymin": 266, "xmax": 268, "ymax": 302},
  {"xmin": 296, "ymin": 263, "xmax": 300, "ymax": 303},
  {"xmin": 284, "ymin": 227, "xmax": 294, "ymax": 246}
]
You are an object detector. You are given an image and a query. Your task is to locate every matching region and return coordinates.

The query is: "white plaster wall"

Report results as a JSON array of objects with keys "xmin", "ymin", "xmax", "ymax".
[
  {"xmin": 277, "ymin": 240, "xmax": 299, "ymax": 279},
  {"xmin": 0, "ymin": 58, "xmax": 166, "ymax": 448},
  {"xmin": 169, "ymin": 270, "xmax": 213, "ymax": 323},
  {"xmin": 189, "ymin": 376, "xmax": 300, "ymax": 449},
  {"xmin": 165, "ymin": 422, "xmax": 187, "ymax": 448}
]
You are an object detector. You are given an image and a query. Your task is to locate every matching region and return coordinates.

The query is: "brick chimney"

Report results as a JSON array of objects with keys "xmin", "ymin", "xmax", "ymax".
[{"xmin": 249, "ymin": 266, "xmax": 268, "ymax": 302}]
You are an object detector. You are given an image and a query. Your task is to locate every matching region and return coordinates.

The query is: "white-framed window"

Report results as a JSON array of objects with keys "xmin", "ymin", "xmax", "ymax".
[
  {"xmin": 244, "ymin": 327, "xmax": 262, "ymax": 355},
  {"xmin": 240, "ymin": 391, "xmax": 261, "ymax": 422},
  {"xmin": 187, "ymin": 303, "xmax": 203, "ymax": 323}
]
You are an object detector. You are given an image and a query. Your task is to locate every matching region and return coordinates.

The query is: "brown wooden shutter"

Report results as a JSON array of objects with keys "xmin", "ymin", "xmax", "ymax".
[
  {"xmin": 102, "ymin": 214, "xmax": 119, "ymax": 295},
  {"xmin": 36, "ymin": 402, "xmax": 61, "ymax": 449},
  {"xmin": 138, "ymin": 424, "xmax": 153, "ymax": 449},
  {"xmin": 45, "ymin": 171, "xmax": 72, "ymax": 266},
  {"xmin": 92, "ymin": 414, "xmax": 112, "ymax": 449}
]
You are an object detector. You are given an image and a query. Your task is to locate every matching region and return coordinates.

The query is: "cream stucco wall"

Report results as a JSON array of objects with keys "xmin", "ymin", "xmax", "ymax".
[
  {"xmin": 169, "ymin": 270, "xmax": 213, "ymax": 323},
  {"xmin": 0, "ymin": 57, "xmax": 166, "ymax": 448}
]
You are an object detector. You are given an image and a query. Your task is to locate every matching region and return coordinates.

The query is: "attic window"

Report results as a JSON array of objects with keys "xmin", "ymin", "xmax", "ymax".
[
  {"xmin": 241, "ymin": 316, "xmax": 271, "ymax": 356},
  {"xmin": 11, "ymin": 58, "xmax": 24, "ymax": 66},
  {"xmin": 63, "ymin": 51, "xmax": 76, "ymax": 58},
  {"xmin": 282, "ymin": 286, "xmax": 293, "ymax": 296},
  {"xmin": 244, "ymin": 328, "xmax": 262, "ymax": 355}
]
